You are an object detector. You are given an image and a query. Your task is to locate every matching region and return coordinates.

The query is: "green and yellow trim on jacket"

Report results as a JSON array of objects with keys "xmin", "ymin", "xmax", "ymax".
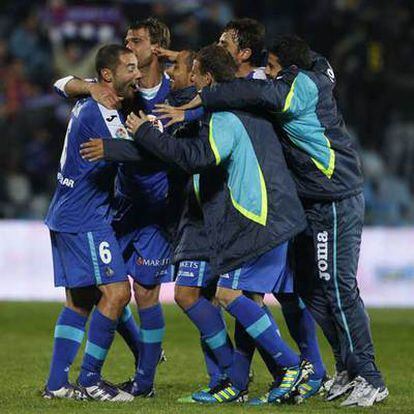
[
  {"xmin": 281, "ymin": 72, "xmax": 336, "ymax": 179},
  {"xmin": 208, "ymin": 113, "xmax": 268, "ymax": 226}
]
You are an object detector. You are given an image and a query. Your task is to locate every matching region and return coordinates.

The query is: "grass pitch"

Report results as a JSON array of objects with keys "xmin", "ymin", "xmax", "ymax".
[{"xmin": 0, "ymin": 302, "xmax": 413, "ymax": 414}]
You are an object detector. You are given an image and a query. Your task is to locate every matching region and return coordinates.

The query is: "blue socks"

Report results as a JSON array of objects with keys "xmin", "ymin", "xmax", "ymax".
[
  {"xmin": 201, "ymin": 338, "xmax": 225, "ymax": 388},
  {"xmin": 277, "ymin": 293, "xmax": 326, "ymax": 379},
  {"xmin": 229, "ymin": 321, "xmax": 255, "ymax": 390},
  {"xmin": 226, "ymin": 296, "xmax": 300, "ymax": 370},
  {"xmin": 78, "ymin": 308, "xmax": 118, "ymax": 387},
  {"xmin": 117, "ymin": 306, "xmax": 141, "ymax": 369},
  {"xmin": 47, "ymin": 307, "xmax": 87, "ymax": 390},
  {"xmin": 186, "ymin": 298, "xmax": 233, "ymax": 373},
  {"xmin": 134, "ymin": 303, "xmax": 165, "ymax": 392}
]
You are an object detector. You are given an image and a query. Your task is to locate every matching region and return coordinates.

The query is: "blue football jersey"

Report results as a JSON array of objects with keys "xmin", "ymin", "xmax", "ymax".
[
  {"xmin": 115, "ymin": 74, "xmax": 171, "ymax": 207},
  {"xmin": 45, "ymin": 97, "xmax": 130, "ymax": 232}
]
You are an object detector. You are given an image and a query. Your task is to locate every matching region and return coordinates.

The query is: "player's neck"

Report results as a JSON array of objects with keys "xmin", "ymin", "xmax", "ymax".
[
  {"xmin": 98, "ymin": 81, "xmax": 121, "ymax": 108},
  {"xmin": 236, "ymin": 63, "xmax": 255, "ymax": 79},
  {"xmin": 138, "ymin": 60, "xmax": 163, "ymax": 89}
]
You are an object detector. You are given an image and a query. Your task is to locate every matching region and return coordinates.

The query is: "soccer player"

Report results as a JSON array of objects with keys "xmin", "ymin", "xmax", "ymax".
[
  {"xmin": 218, "ymin": 19, "xmax": 328, "ymax": 402},
  {"xmin": 124, "ymin": 44, "xmax": 314, "ymax": 404},
  {"xmin": 80, "ymin": 49, "xmax": 236, "ymax": 402},
  {"xmin": 54, "ymin": 18, "xmax": 174, "ymax": 397},
  {"xmin": 182, "ymin": 35, "xmax": 389, "ymax": 407},
  {"xmin": 43, "ymin": 44, "xmax": 140, "ymax": 401},
  {"xmin": 156, "ymin": 18, "xmax": 328, "ymax": 402}
]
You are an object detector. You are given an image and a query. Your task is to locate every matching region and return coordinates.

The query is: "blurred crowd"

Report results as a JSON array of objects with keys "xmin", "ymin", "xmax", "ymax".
[{"xmin": 0, "ymin": 0, "xmax": 413, "ymax": 225}]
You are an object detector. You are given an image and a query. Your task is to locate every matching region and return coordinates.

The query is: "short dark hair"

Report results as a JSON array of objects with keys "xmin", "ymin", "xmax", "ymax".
[
  {"xmin": 268, "ymin": 35, "xmax": 312, "ymax": 70},
  {"xmin": 95, "ymin": 44, "xmax": 133, "ymax": 80},
  {"xmin": 223, "ymin": 18, "xmax": 265, "ymax": 66},
  {"xmin": 196, "ymin": 45, "xmax": 237, "ymax": 83},
  {"xmin": 129, "ymin": 17, "xmax": 171, "ymax": 49}
]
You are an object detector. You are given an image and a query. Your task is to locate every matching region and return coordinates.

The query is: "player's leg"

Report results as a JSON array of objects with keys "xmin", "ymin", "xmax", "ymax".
[
  {"xmin": 74, "ymin": 229, "xmax": 133, "ymax": 401},
  {"xmin": 129, "ymin": 281, "xmax": 164, "ymax": 396},
  {"xmin": 174, "ymin": 263, "xmax": 233, "ymax": 401},
  {"xmin": 203, "ymin": 245, "xmax": 308, "ymax": 404},
  {"xmin": 175, "ymin": 263, "xmax": 233, "ymax": 382},
  {"xmin": 117, "ymin": 305, "xmax": 142, "ymax": 370},
  {"xmin": 275, "ymin": 292, "xmax": 327, "ymax": 400},
  {"xmin": 44, "ymin": 286, "xmax": 98, "ymax": 399},
  {"xmin": 230, "ymin": 292, "xmax": 281, "ymax": 395},
  {"xmin": 120, "ymin": 225, "xmax": 172, "ymax": 396},
  {"xmin": 311, "ymin": 194, "xmax": 387, "ymax": 407},
  {"xmin": 294, "ymin": 232, "xmax": 353, "ymax": 403}
]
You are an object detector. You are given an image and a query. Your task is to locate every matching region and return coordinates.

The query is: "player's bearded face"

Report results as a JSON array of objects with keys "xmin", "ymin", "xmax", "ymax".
[
  {"xmin": 124, "ymin": 28, "xmax": 154, "ymax": 69},
  {"xmin": 218, "ymin": 30, "xmax": 241, "ymax": 65},
  {"xmin": 113, "ymin": 53, "xmax": 140, "ymax": 98}
]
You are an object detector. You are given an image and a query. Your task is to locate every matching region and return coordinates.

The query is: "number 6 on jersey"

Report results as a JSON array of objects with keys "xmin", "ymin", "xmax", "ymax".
[{"xmin": 99, "ymin": 241, "xmax": 112, "ymax": 264}]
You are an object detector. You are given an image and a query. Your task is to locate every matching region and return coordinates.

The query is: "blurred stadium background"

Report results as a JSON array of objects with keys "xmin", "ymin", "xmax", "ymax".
[
  {"xmin": 0, "ymin": 0, "xmax": 413, "ymax": 305},
  {"xmin": 1, "ymin": 2, "xmax": 414, "ymax": 413}
]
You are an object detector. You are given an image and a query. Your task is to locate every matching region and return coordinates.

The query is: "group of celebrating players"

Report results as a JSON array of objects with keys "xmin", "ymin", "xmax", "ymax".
[{"xmin": 42, "ymin": 16, "xmax": 388, "ymax": 408}]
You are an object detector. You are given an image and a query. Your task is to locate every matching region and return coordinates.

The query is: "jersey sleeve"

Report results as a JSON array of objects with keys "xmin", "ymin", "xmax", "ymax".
[
  {"xmin": 133, "ymin": 122, "xmax": 218, "ymax": 174},
  {"xmin": 53, "ymin": 76, "xmax": 97, "ymax": 99},
  {"xmin": 200, "ymin": 77, "xmax": 294, "ymax": 113},
  {"xmin": 102, "ymin": 139, "xmax": 166, "ymax": 169}
]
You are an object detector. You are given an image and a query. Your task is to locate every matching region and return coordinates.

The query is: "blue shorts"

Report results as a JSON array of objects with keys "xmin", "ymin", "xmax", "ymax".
[
  {"xmin": 175, "ymin": 260, "xmax": 217, "ymax": 288},
  {"xmin": 217, "ymin": 242, "xmax": 293, "ymax": 294},
  {"xmin": 117, "ymin": 225, "xmax": 174, "ymax": 286},
  {"xmin": 50, "ymin": 228, "xmax": 128, "ymax": 288}
]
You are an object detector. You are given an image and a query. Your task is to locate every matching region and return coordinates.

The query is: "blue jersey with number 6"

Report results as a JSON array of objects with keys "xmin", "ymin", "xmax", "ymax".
[{"xmin": 45, "ymin": 97, "xmax": 129, "ymax": 233}]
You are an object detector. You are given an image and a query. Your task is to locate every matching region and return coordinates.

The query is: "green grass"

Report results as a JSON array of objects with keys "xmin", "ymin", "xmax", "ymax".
[{"xmin": 0, "ymin": 302, "xmax": 413, "ymax": 413}]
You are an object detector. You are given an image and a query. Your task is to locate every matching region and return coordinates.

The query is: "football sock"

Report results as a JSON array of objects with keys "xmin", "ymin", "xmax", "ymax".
[
  {"xmin": 277, "ymin": 294, "xmax": 326, "ymax": 379},
  {"xmin": 229, "ymin": 321, "xmax": 255, "ymax": 390},
  {"xmin": 134, "ymin": 303, "xmax": 165, "ymax": 391},
  {"xmin": 117, "ymin": 305, "xmax": 141, "ymax": 369},
  {"xmin": 200, "ymin": 338, "xmax": 225, "ymax": 388},
  {"xmin": 186, "ymin": 297, "xmax": 233, "ymax": 372},
  {"xmin": 46, "ymin": 307, "xmax": 87, "ymax": 390},
  {"xmin": 226, "ymin": 295, "xmax": 300, "ymax": 370},
  {"xmin": 78, "ymin": 308, "xmax": 117, "ymax": 387}
]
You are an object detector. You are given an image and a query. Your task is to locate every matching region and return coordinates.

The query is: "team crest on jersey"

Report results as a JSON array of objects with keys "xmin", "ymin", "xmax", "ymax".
[
  {"xmin": 105, "ymin": 267, "xmax": 114, "ymax": 277},
  {"xmin": 115, "ymin": 127, "xmax": 128, "ymax": 139}
]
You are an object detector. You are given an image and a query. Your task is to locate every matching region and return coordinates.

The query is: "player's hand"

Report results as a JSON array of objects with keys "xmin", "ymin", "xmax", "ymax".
[
  {"xmin": 126, "ymin": 110, "xmax": 150, "ymax": 135},
  {"xmin": 80, "ymin": 139, "xmax": 104, "ymax": 162},
  {"xmin": 153, "ymin": 105, "xmax": 184, "ymax": 128},
  {"xmin": 88, "ymin": 83, "xmax": 122, "ymax": 109},
  {"xmin": 153, "ymin": 46, "xmax": 179, "ymax": 62}
]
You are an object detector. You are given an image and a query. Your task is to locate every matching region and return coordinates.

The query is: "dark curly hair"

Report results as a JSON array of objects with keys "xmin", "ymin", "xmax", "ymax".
[{"xmin": 268, "ymin": 35, "xmax": 312, "ymax": 70}]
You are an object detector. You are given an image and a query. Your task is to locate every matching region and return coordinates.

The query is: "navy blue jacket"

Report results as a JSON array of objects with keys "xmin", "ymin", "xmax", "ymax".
[
  {"xmin": 132, "ymin": 109, "xmax": 307, "ymax": 274},
  {"xmin": 200, "ymin": 55, "xmax": 363, "ymax": 201}
]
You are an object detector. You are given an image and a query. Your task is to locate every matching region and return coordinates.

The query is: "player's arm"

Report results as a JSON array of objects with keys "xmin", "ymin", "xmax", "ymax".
[
  {"xmin": 200, "ymin": 78, "xmax": 292, "ymax": 113},
  {"xmin": 126, "ymin": 112, "xmax": 232, "ymax": 174},
  {"xmin": 53, "ymin": 76, "xmax": 120, "ymax": 108},
  {"xmin": 80, "ymin": 138, "xmax": 166, "ymax": 169}
]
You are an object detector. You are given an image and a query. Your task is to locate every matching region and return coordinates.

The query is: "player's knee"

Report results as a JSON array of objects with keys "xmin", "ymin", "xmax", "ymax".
[
  {"xmin": 104, "ymin": 282, "xmax": 131, "ymax": 309},
  {"xmin": 246, "ymin": 292, "xmax": 264, "ymax": 306},
  {"xmin": 216, "ymin": 287, "xmax": 239, "ymax": 308},
  {"xmin": 134, "ymin": 283, "xmax": 160, "ymax": 308},
  {"xmin": 174, "ymin": 285, "xmax": 200, "ymax": 310}
]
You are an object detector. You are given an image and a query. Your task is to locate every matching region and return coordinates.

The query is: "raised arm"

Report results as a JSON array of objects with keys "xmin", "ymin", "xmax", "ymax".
[{"xmin": 53, "ymin": 76, "xmax": 121, "ymax": 108}]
